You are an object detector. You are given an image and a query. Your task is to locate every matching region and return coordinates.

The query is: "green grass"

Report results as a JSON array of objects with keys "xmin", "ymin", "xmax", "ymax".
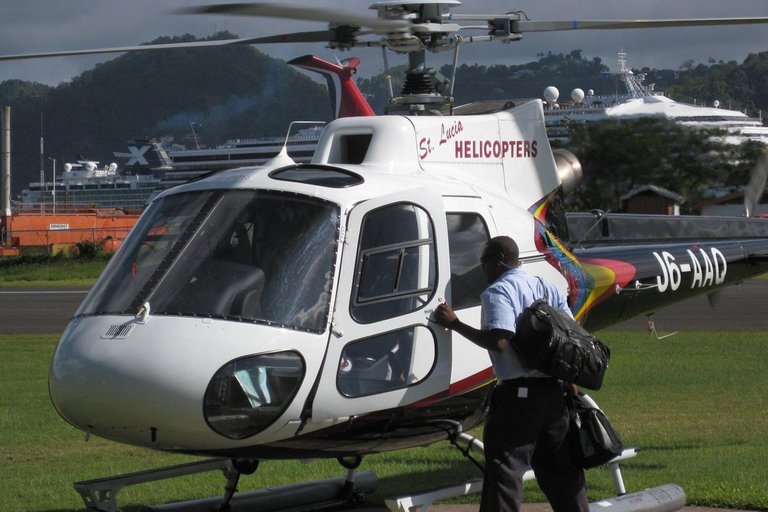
[
  {"xmin": 1, "ymin": 332, "xmax": 767, "ymax": 511},
  {"xmin": 0, "ymin": 257, "xmax": 107, "ymax": 287}
]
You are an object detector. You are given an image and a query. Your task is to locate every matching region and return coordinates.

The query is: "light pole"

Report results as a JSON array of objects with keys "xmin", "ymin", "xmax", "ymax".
[{"xmin": 48, "ymin": 157, "xmax": 56, "ymax": 215}]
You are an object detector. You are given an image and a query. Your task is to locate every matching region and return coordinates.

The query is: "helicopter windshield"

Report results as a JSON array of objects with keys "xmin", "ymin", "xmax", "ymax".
[{"xmin": 79, "ymin": 190, "xmax": 340, "ymax": 333}]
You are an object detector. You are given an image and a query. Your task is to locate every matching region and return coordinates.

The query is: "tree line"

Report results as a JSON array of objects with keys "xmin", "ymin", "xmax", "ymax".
[
  {"xmin": 358, "ymin": 49, "xmax": 768, "ymax": 118},
  {"xmin": 0, "ymin": 33, "xmax": 331, "ymax": 194},
  {"xmin": 562, "ymin": 118, "xmax": 765, "ymax": 213},
  {"xmin": 2, "ymin": 42, "xmax": 766, "ymax": 210}
]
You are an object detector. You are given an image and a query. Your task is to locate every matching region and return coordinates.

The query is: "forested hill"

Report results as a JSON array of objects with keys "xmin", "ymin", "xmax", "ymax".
[
  {"xmin": 667, "ymin": 52, "xmax": 768, "ymax": 114},
  {"xmin": 357, "ymin": 49, "xmax": 768, "ymax": 116},
  {"xmin": 0, "ymin": 33, "xmax": 332, "ymax": 195},
  {"xmin": 3, "ymin": 41, "xmax": 767, "ymax": 195}
]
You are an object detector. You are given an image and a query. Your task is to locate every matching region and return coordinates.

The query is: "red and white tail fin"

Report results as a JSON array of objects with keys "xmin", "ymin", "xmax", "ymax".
[{"xmin": 288, "ymin": 55, "xmax": 376, "ymax": 119}]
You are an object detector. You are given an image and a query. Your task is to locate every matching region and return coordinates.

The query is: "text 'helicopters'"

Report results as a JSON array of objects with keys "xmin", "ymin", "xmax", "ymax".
[{"xmin": 3, "ymin": 2, "xmax": 768, "ymax": 511}]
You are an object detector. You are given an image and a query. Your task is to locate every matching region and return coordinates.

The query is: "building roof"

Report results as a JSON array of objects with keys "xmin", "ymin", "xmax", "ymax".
[{"xmin": 620, "ymin": 184, "xmax": 684, "ymax": 203}]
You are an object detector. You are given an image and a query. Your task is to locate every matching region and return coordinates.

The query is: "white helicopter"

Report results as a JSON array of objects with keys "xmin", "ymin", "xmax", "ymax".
[{"xmin": 3, "ymin": 2, "xmax": 768, "ymax": 511}]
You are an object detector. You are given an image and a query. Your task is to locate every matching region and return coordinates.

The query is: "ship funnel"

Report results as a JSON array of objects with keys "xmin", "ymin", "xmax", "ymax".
[
  {"xmin": 553, "ymin": 149, "xmax": 583, "ymax": 196},
  {"xmin": 2, "ymin": 106, "xmax": 10, "ymax": 219}
]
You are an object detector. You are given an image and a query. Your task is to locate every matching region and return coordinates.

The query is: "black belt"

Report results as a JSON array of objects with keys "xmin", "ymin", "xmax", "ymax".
[{"xmin": 497, "ymin": 377, "xmax": 557, "ymax": 387}]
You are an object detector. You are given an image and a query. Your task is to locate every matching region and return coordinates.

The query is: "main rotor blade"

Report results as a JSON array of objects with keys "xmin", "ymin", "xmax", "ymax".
[
  {"xmin": 187, "ymin": 2, "xmax": 412, "ymax": 32},
  {"xmin": 0, "ymin": 31, "xmax": 335, "ymax": 62},
  {"xmin": 514, "ymin": 17, "xmax": 768, "ymax": 33},
  {"xmin": 241, "ymin": 30, "xmax": 344, "ymax": 44}
]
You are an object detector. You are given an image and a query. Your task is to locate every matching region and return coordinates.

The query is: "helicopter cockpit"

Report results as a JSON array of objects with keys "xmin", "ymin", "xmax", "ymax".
[{"xmin": 77, "ymin": 188, "xmax": 340, "ymax": 333}]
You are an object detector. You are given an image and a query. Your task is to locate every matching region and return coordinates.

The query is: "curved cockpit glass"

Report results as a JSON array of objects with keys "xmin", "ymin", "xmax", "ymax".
[{"xmin": 79, "ymin": 190, "xmax": 340, "ymax": 333}]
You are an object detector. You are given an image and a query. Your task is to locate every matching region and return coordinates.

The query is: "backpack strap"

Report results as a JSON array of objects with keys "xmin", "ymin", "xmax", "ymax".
[{"xmin": 536, "ymin": 276, "xmax": 549, "ymax": 303}]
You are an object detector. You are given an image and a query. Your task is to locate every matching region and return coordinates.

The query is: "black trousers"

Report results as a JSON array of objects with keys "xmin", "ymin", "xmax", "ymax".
[{"xmin": 479, "ymin": 378, "xmax": 589, "ymax": 512}]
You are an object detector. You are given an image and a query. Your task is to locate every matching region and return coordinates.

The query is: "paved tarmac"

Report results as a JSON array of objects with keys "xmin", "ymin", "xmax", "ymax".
[
  {"xmin": 0, "ymin": 286, "xmax": 90, "ymax": 334},
  {"xmin": 0, "ymin": 281, "xmax": 765, "ymax": 335},
  {"xmin": 359, "ymin": 506, "xmax": 759, "ymax": 512},
  {"xmin": 603, "ymin": 279, "xmax": 768, "ymax": 333}
]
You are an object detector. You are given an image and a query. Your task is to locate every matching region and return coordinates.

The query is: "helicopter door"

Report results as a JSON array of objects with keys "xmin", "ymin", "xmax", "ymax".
[
  {"xmin": 443, "ymin": 198, "xmax": 497, "ymax": 389},
  {"xmin": 311, "ymin": 188, "xmax": 451, "ymax": 422}
]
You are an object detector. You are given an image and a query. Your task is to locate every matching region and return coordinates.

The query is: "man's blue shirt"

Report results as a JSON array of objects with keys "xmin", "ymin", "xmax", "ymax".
[{"xmin": 481, "ymin": 267, "xmax": 573, "ymax": 380}]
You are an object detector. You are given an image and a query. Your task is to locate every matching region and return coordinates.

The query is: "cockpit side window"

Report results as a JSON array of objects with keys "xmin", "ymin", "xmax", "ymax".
[
  {"xmin": 446, "ymin": 213, "xmax": 490, "ymax": 310},
  {"xmin": 351, "ymin": 203, "xmax": 436, "ymax": 324}
]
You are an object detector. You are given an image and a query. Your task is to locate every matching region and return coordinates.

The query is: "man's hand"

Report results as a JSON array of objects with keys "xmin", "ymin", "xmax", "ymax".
[
  {"xmin": 434, "ymin": 302, "xmax": 458, "ymax": 328},
  {"xmin": 433, "ymin": 302, "xmax": 510, "ymax": 352}
]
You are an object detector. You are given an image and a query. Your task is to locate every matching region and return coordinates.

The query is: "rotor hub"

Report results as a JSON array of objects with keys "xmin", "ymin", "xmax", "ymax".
[{"xmin": 371, "ymin": 1, "xmax": 462, "ymax": 24}]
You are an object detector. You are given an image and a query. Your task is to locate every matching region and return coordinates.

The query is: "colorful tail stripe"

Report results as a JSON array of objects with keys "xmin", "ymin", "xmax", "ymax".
[{"xmin": 529, "ymin": 190, "xmax": 636, "ymax": 321}]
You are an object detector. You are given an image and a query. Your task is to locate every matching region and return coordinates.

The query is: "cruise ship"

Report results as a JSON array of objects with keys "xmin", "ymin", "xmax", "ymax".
[
  {"xmin": 20, "ymin": 125, "xmax": 323, "ymax": 211},
  {"xmin": 455, "ymin": 52, "xmax": 768, "ymax": 145},
  {"xmin": 119, "ymin": 124, "xmax": 322, "ymax": 191},
  {"xmin": 541, "ymin": 52, "xmax": 768, "ymax": 144},
  {"xmin": 19, "ymin": 159, "xmax": 164, "ymax": 212}
]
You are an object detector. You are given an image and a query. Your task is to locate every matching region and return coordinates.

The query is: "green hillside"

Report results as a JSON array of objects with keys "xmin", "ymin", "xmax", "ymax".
[
  {"xmin": 358, "ymin": 49, "xmax": 768, "ymax": 117},
  {"xmin": 3, "ymin": 42, "xmax": 767, "ymax": 195},
  {"xmin": 0, "ymin": 33, "xmax": 332, "ymax": 194},
  {"xmin": 667, "ymin": 51, "xmax": 768, "ymax": 114}
]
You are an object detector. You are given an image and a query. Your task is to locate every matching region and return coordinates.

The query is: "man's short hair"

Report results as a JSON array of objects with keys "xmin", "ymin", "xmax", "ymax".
[{"xmin": 486, "ymin": 236, "xmax": 519, "ymax": 265}]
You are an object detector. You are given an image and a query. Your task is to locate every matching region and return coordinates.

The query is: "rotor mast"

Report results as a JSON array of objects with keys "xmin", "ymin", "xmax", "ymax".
[{"xmin": 373, "ymin": 1, "xmax": 461, "ymax": 114}]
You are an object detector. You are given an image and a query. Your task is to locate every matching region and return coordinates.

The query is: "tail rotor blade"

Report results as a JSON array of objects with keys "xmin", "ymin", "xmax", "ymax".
[{"xmin": 745, "ymin": 149, "xmax": 768, "ymax": 217}]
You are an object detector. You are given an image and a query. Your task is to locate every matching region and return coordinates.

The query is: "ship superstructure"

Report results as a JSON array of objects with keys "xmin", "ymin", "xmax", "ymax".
[
  {"xmin": 20, "ymin": 159, "xmax": 163, "ymax": 212},
  {"xmin": 121, "ymin": 126, "xmax": 323, "ymax": 191},
  {"xmin": 541, "ymin": 52, "xmax": 768, "ymax": 144}
]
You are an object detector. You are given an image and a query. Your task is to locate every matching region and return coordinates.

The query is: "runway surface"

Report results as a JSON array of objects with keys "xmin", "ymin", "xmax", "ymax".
[
  {"xmin": 0, "ymin": 286, "xmax": 90, "ymax": 334},
  {"xmin": 0, "ymin": 281, "xmax": 766, "ymax": 335},
  {"xmin": 365, "ymin": 505, "xmax": 760, "ymax": 512}
]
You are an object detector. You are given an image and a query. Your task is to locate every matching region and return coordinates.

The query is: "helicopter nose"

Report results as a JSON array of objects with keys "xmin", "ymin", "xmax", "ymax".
[
  {"xmin": 49, "ymin": 316, "xmax": 309, "ymax": 450},
  {"xmin": 49, "ymin": 318, "xmax": 213, "ymax": 448}
]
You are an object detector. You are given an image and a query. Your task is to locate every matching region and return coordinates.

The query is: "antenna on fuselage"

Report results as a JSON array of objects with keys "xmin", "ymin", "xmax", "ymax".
[{"xmin": 278, "ymin": 120, "xmax": 326, "ymax": 157}]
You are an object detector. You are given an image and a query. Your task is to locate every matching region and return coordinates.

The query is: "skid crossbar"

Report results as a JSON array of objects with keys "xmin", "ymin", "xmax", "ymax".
[{"xmin": 73, "ymin": 458, "xmax": 233, "ymax": 512}]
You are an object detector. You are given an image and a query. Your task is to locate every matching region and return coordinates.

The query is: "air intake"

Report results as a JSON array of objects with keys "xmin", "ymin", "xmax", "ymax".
[{"xmin": 102, "ymin": 324, "xmax": 135, "ymax": 339}]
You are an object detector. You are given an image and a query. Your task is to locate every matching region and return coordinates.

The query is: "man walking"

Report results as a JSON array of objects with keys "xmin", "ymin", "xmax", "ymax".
[{"xmin": 434, "ymin": 235, "xmax": 589, "ymax": 512}]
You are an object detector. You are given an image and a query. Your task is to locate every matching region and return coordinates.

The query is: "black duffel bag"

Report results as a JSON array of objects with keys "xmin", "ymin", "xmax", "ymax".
[
  {"xmin": 568, "ymin": 396, "xmax": 624, "ymax": 469},
  {"xmin": 512, "ymin": 281, "xmax": 610, "ymax": 390}
]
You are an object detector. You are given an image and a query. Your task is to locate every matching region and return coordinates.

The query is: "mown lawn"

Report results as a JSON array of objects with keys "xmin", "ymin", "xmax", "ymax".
[
  {"xmin": 1, "ymin": 332, "xmax": 766, "ymax": 512},
  {"xmin": 0, "ymin": 256, "xmax": 108, "ymax": 287}
]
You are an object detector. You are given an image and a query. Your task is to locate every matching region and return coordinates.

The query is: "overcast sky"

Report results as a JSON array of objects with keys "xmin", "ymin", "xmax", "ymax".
[{"xmin": 1, "ymin": 0, "xmax": 767, "ymax": 87}]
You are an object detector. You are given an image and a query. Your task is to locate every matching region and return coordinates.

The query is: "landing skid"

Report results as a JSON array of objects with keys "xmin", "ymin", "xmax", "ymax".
[
  {"xmin": 385, "ymin": 393, "xmax": 680, "ymax": 512},
  {"xmin": 73, "ymin": 457, "xmax": 377, "ymax": 512},
  {"xmin": 74, "ymin": 394, "xmax": 675, "ymax": 512}
]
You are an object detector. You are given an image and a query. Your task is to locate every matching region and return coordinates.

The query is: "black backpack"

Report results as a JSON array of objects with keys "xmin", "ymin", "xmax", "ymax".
[{"xmin": 512, "ymin": 279, "xmax": 610, "ymax": 390}]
